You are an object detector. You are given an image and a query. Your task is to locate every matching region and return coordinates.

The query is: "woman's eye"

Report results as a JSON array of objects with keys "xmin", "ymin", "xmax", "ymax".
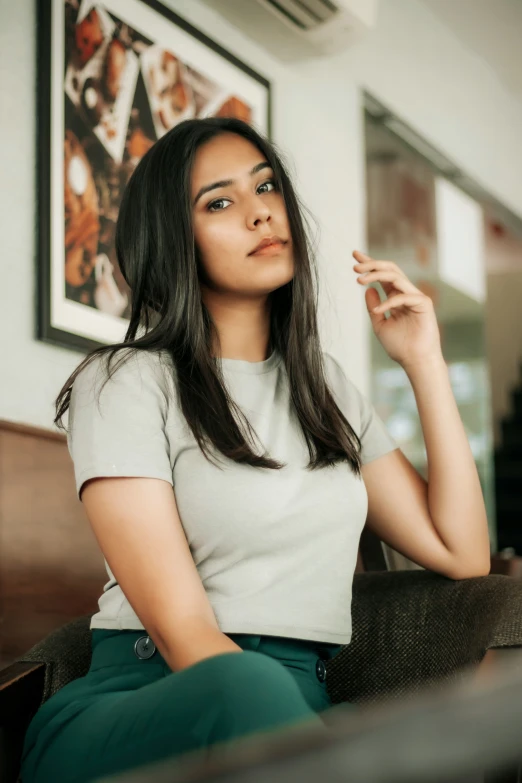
[
  {"xmin": 206, "ymin": 180, "xmax": 276, "ymax": 212},
  {"xmin": 257, "ymin": 179, "xmax": 276, "ymax": 194},
  {"xmin": 207, "ymin": 198, "xmax": 231, "ymax": 213}
]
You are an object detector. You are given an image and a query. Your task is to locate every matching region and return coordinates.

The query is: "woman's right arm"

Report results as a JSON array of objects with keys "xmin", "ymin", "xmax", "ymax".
[{"xmin": 81, "ymin": 475, "xmax": 243, "ymax": 673}]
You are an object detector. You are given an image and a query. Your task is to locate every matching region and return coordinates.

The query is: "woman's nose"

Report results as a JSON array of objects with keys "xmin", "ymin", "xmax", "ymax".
[{"xmin": 246, "ymin": 198, "xmax": 271, "ymax": 228}]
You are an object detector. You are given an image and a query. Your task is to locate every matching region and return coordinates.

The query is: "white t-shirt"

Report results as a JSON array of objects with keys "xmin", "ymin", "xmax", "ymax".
[{"xmin": 67, "ymin": 347, "xmax": 398, "ymax": 644}]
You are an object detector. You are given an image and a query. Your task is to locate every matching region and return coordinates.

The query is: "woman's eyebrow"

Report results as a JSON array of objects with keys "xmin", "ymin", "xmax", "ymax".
[{"xmin": 193, "ymin": 161, "xmax": 271, "ymax": 205}]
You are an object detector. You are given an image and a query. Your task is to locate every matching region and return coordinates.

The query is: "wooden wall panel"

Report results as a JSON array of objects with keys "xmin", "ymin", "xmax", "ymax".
[{"xmin": 0, "ymin": 421, "xmax": 106, "ymax": 668}]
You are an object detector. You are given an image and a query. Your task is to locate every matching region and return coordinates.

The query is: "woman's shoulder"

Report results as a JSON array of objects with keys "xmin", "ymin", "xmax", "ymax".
[{"xmin": 73, "ymin": 347, "xmax": 178, "ymax": 400}]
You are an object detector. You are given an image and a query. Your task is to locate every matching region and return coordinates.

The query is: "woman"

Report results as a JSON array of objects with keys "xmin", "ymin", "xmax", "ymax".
[{"xmin": 21, "ymin": 117, "xmax": 490, "ymax": 783}]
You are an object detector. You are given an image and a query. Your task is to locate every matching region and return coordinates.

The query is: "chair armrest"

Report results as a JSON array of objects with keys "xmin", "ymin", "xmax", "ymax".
[
  {"xmin": 17, "ymin": 614, "xmax": 92, "ymax": 706},
  {"xmin": 0, "ymin": 662, "xmax": 45, "ymax": 783},
  {"xmin": 0, "ymin": 616, "xmax": 91, "ymax": 783},
  {"xmin": 0, "ymin": 661, "xmax": 45, "ymax": 710},
  {"xmin": 326, "ymin": 570, "xmax": 522, "ymax": 705}
]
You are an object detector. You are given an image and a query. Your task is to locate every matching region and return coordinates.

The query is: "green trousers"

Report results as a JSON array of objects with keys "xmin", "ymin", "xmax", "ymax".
[{"xmin": 20, "ymin": 629, "xmax": 349, "ymax": 783}]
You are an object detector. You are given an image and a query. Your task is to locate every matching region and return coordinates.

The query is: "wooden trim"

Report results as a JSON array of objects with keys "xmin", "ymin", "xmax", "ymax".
[
  {"xmin": 0, "ymin": 662, "xmax": 46, "ymax": 720},
  {"xmin": 0, "ymin": 419, "xmax": 66, "ymax": 442},
  {"xmin": 0, "ymin": 662, "xmax": 45, "ymax": 691}
]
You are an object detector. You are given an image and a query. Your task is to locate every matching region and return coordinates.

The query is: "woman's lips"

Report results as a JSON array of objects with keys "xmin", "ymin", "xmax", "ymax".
[{"xmin": 250, "ymin": 241, "xmax": 287, "ymax": 256}]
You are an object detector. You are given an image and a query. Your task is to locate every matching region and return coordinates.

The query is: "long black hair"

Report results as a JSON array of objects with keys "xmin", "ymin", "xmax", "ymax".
[{"xmin": 54, "ymin": 117, "xmax": 362, "ymax": 476}]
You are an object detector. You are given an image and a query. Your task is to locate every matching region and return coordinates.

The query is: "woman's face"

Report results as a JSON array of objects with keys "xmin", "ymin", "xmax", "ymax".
[{"xmin": 191, "ymin": 132, "xmax": 294, "ymax": 299}]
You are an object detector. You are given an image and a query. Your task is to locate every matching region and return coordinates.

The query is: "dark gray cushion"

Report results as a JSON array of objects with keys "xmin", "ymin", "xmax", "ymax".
[{"xmin": 328, "ymin": 570, "xmax": 522, "ymax": 704}]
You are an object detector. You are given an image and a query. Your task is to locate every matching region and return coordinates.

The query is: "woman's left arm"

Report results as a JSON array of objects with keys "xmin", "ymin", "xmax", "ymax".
[{"xmin": 352, "ymin": 250, "xmax": 491, "ymax": 580}]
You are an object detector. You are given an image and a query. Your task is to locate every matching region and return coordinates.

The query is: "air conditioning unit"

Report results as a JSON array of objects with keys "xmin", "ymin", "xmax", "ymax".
[{"xmin": 199, "ymin": 0, "xmax": 378, "ymax": 61}]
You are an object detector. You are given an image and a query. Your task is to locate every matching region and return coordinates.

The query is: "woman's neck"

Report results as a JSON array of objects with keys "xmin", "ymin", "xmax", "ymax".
[{"xmin": 203, "ymin": 287, "xmax": 272, "ymax": 362}]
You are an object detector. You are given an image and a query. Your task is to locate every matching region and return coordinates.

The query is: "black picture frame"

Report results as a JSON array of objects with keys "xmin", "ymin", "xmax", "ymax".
[{"xmin": 36, "ymin": 0, "xmax": 272, "ymax": 353}]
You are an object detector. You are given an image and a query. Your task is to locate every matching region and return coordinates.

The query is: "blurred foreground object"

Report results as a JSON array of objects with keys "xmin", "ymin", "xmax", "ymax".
[{"xmin": 96, "ymin": 646, "xmax": 522, "ymax": 783}]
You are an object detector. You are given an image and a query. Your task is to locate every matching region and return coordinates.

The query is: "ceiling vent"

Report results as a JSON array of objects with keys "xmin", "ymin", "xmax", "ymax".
[{"xmin": 200, "ymin": 0, "xmax": 378, "ymax": 61}]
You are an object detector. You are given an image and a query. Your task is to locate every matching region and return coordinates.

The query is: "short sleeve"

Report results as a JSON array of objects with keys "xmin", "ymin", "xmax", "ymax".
[
  {"xmin": 67, "ymin": 350, "xmax": 174, "ymax": 500},
  {"xmin": 351, "ymin": 379, "xmax": 399, "ymax": 464},
  {"xmin": 324, "ymin": 352, "xmax": 399, "ymax": 465}
]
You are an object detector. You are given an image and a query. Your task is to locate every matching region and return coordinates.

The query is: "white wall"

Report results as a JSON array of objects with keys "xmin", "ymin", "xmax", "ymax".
[{"xmin": 2, "ymin": 0, "xmax": 522, "ymax": 432}]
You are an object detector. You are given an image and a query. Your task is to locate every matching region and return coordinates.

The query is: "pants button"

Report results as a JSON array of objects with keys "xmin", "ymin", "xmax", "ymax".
[
  {"xmin": 316, "ymin": 658, "xmax": 326, "ymax": 683},
  {"xmin": 134, "ymin": 636, "xmax": 156, "ymax": 660}
]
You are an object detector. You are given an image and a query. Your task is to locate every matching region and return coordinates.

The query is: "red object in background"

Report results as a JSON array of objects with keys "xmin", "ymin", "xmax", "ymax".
[
  {"xmin": 75, "ymin": 9, "xmax": 104, "ymax": 67},
  {"xmin": 488, "ymin": 219, "xmax": 506, "ymax": 238},
  {"xmin": 401, "ymin": 173, "xmax": 434, "ymax": 238}
]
